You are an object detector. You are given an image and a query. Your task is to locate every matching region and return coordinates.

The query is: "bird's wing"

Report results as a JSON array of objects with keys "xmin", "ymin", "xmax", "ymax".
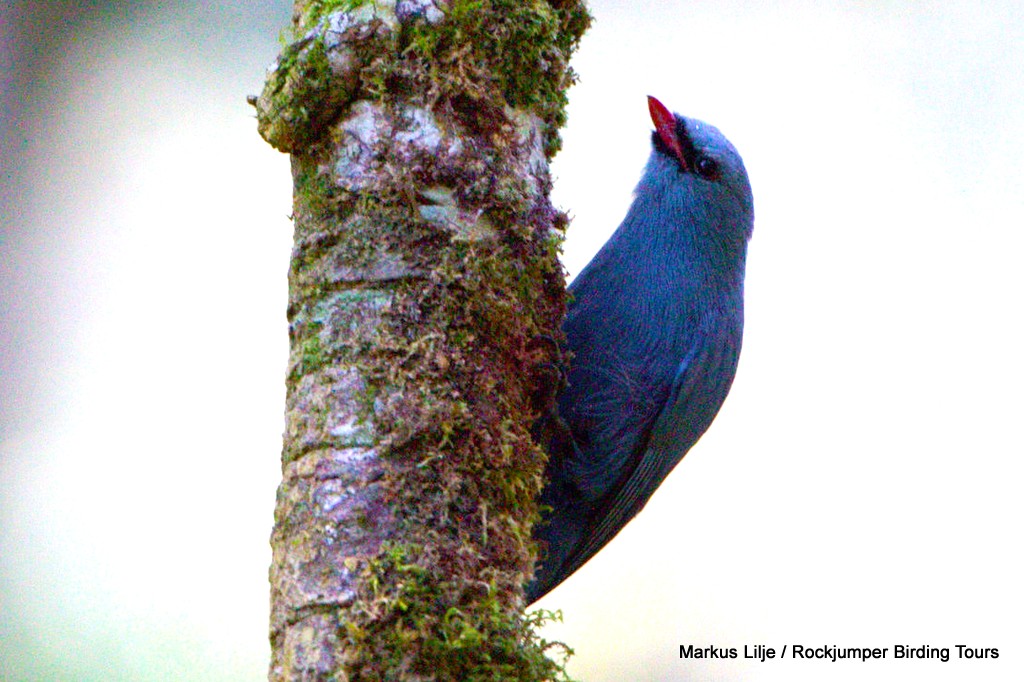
[
  {"xmin": 557, "ymin": 327, "xmax": 738, "ymax": 583},
  {"xmin": 558, "ymin": 350, "xmax": 672, "ymax": 504}
]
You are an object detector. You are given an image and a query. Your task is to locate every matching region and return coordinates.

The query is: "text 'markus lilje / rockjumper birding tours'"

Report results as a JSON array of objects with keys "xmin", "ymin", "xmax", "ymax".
[{"xmin": 528, "ymin": 96, "xmax": 754, "ymax": 603}]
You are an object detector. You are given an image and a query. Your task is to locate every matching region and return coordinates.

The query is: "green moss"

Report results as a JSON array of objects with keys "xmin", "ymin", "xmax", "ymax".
[
  {"xmin": 302, "ymin": 0, "xmax": 380, "ymax": 28},
  {"xmin": 256, "ymin": 34, "xmax": 350, "ymax": 153},
  {"xmin": 294, "ymin": 160, "xmax": 339, "ymax": 219},
  {"xmin": 399, "ymin": 0, "xmax": 590, "ymax": 156},
  {"xmin": 340, "ymin": 542, "xmax": 573, "ymax": 681},
  {"xmin": 299, "ymin": 333, "xmax": 325, "ymax": 374},
  {"xmin": 259, "ymin": 0, "xmax": 589, "ymax": 153},
  {"xmin": 298, "ymin": 220, "xmax": 569, "ymax": 677}
]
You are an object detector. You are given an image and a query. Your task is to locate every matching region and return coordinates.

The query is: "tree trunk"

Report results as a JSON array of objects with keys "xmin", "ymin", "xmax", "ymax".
[{"xmin": 253, "ymin": 1, "xmax": 589, "ymax": 679}]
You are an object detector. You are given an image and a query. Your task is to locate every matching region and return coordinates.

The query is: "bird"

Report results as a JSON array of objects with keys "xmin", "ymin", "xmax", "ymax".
[{"xmin": 527, "ymin": 96, "xmax": 754, "ymax": 603}]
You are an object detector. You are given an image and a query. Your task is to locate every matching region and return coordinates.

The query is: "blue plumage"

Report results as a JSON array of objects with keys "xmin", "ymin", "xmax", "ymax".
[{"xmin": 527, "ymin": 98, "xmax": 754, "ymax": 603}]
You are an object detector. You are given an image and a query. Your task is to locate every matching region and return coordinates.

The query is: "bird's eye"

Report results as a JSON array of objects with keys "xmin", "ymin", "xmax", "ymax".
[{"xmin": 695, "ymin": 155, "xmax": 719, "ymax": 180}]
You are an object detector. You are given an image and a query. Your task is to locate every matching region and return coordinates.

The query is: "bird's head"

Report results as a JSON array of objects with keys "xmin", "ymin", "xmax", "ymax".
[{"xmin": 645, "ymin": 95, "xmax": 754, "ymax": 248}]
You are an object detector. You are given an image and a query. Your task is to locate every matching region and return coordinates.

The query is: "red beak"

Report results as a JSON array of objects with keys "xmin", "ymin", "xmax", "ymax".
[{"xmin": 648, "ymin": 96, "xmax": 688, "ymax": 171}]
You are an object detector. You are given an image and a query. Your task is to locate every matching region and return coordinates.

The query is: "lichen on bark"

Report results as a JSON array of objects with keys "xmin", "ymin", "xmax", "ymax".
[{"xmin": 256, "ymin": 1, "xmax": 590, "ymax": 680}]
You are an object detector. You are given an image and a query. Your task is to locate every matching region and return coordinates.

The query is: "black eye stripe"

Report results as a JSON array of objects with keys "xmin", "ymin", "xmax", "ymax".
[
  {"xmin": 675, "ymin": 118, "xmax": 699, "ymax": 170},
  {"xmin": 651, "ymin": 117, "xmax": 722, "ymax": 180}
]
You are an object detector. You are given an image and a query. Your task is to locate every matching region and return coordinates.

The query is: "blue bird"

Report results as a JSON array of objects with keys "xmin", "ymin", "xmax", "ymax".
[{"xmin": 527, "ymin": 96, "xmax": 754, "ymax": 603}]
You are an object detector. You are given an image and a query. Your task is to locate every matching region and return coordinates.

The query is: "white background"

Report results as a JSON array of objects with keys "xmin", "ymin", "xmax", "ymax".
[{"xmin": 2, "ymin": 1, "xmax": 1021, "ymax": 680}]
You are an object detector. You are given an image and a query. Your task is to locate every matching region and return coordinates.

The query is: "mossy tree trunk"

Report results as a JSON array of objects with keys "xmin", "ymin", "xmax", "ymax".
[{"xmin": 253, "ymin": 1, "xmax": 589, "ymax": 679}]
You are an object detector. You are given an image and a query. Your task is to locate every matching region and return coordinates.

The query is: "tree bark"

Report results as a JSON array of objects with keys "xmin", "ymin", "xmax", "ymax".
[{"xmin": 253, "ymin": 1, "xmax": 589, "ymax": 679}]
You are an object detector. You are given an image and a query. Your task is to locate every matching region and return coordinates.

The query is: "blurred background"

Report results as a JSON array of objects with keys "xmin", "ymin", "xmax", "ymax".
[{"xmin": 2, "ymin": 1, "xmax": 1022, "ymax": 680}]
